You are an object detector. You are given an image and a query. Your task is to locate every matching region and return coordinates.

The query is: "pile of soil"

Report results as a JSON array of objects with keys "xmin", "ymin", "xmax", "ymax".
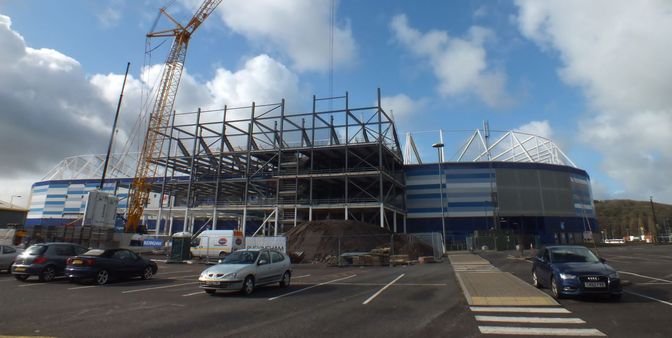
[{"xmin": 286, "ymin": 220, "xmax": 434, "ymax": 263}]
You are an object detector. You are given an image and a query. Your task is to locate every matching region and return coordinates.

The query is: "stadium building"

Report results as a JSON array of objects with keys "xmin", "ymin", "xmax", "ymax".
[{"xmin": 23, "ymin": 90, "xmax": 597, "ymax": 245}]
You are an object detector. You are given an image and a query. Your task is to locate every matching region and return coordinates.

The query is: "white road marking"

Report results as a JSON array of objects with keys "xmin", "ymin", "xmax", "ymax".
[
  {"xmin": 67, "ymin": 275, "xmax": 200, "ymax": 290},
  {"xmin": 293, "ymin": 282, "xmax": 447, "ymax": 286},
  {"xmin": 156, "ymin": 270, "xmax": 193, "ymax": 275},
  {"xmin": 182, "ymin": 291, "xmax": 204, "ymax": 297},
  {"xmin": 268, "ymin": 274, "xmax": 357, "ymax": 301},
  {"xmin": 122, "ymin": 282, "xmax": 199, "ymax": 294},
  {"xmin": 475, "ymin": 315, "xmax": 585, "ymax": 324},
  {"xmin": 478, "ymin": 326, "xmax": 606, "ymax": 336},
  {"xmin": 18, "ymin": 282, "xmax": 49, "ymax": 287},
  {"xmin": 292, "ymin": 274, "xmax": 311, "ymax": 279},
  {"xmin": 624, "ymin": 290, "xmax": 672, "ymax": 307},
  {"xmin": 470, "ymin": 306, "xmax": 570, "ymax": 314},
  {"xmin": 362, "ymin": 273, "xmax": 405, "ymax": 305},
  {"xmin": 619, "ymin": 271, "xmax": 672, "ymax": 284}
]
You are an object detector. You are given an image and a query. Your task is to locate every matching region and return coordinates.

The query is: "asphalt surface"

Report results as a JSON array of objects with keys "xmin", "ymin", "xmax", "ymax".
[
  {"xmin": 480, "ymin": 245, "xmax": 672, "ymax": 338},
  {"xmin": 0, "ymin": 259, "xmax": 477, "ymax": 338}
]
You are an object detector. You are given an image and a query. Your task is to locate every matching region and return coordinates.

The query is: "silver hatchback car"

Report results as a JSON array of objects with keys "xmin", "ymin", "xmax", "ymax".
[{"xmin": 199, "ymin": 248, "xmax": 291, "ymax": 295}]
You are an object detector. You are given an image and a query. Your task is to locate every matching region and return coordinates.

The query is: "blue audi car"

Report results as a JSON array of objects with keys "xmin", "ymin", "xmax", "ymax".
[{"xmin": 532, "ymin": 245, "xmax": 622, "ymax": 300}]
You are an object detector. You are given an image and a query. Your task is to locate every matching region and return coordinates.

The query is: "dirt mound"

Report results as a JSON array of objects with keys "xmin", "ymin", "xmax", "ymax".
[{"xmin": 286, "ymin": 220, "xmax": 435, "ymax": 263}]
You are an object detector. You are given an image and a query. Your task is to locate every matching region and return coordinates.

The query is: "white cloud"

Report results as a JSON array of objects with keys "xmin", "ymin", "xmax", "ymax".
[
  {"xmin": 380, "ymin": 94, "xmax": 427, "ymax": 126},
  {"xmin": 515, "ymin": 120, "xmax": 553, "ymax": 139},
  {"xmin": 515, "ymin": 0, "xmax": 672, "ymax": 202},
  {"xmin": 390, "ymin": 14, "xmax": 513, "ymax": 108},
  {"xmin": 0, "ymin": 13, "xmax": 303, "ymax": 204},
  {"xmin": 97, "ymin": 7, "xmax": 122, "ymax": 28},
  {"xmin": 180, "ymin": 0, "xmax": 357, "ymax": 72}
]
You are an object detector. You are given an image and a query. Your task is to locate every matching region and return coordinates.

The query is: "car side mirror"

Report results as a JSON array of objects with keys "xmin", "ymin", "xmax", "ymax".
[{"xmin": 258, "ymin": 259, "xmax": 268, "ymax": 265}]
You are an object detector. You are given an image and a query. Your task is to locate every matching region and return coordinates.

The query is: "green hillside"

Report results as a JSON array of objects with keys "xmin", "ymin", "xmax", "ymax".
[{"xmin": 594, "ymin": 199, "xmax": 672, "ymax": 238}]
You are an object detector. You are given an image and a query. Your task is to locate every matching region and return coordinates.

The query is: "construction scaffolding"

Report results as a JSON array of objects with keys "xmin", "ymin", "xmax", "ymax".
[{"xmin": 143, "ymin": 89, "xmax": 406, "ymax": 236}]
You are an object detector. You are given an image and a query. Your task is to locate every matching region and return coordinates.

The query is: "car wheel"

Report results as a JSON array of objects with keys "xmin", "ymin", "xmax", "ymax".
[
  {"xmin": 95, "ymin": 270, "xmax": 110, "ymax": 285},
  {"xmin": 241, "ymin": 276, "xmax": 255, "ymax": 296},
  {"xmin": 279, "ymin": 271, "xmax": 291, "ymax": 287},
  {"xmin": 550, "ymin": 276, "xmax": 563, "ymax": 299},
  {"xmin": 205, "ymin": 289, "xmax": 216, "ymax": 294},
  {"xmin": 141, "ymin": 266, "xmax": 153, "ymax": 280},
  {"xmin": 39, "ymin": 266, "xmax": 56, "ymax": 282},
  {"xmin": 532, "ymin": 270, "xmax": 542, "ymax": 288},
  {"xmin": 14, "ymin": 274, "xmax": 29, "ymax": 281}
]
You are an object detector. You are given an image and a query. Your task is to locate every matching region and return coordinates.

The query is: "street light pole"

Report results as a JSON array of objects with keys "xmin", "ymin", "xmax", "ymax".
[
  {"xmin": 10, "ymin": 195, "xmax": 22, "ymax": 208},
  {"xmin": 432, "ymin": 142, "xmax": 446, "ymax": 248}
]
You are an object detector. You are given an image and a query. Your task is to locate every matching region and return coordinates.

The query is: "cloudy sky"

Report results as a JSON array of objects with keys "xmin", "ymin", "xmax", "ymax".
[{"xmin": 1, "ymin": 0, "xmax": 671, "ymax": 206}]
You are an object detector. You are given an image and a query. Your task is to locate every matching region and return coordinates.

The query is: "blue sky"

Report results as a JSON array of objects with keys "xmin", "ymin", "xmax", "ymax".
[{"xmin": 1, "ymin": 0, "xmax": 671, "ymax": 206}]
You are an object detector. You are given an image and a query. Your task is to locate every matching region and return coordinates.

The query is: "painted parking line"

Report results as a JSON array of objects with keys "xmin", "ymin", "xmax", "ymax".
[
  {"xmin": 362, "ymin": 273, "xmax": 405, "ymax": 305},
  {"xmin": 619, "ymin": 271, "xmax": 672, "ymax": 284},
  {"xmin": 121, "ymin": 282, "xmax": 200, "ymax": 294},
  {"xmin": 67, "ymin": 275, "xmax": 200, "ymax": 290},
  {"xmin": 624, "ymin": 290, "xmax": 672, "ymax": 307},
  {"xmin": 478, "ymin": 326, "xmax": 605, "ymax": 336},
  {"xmin": 475, "ymin": 315, "xmax": 585, "ymax": 324},
  {"xmin": 182, "ymin": 291, "xmax": 204, "ymax": 297},
  {"xmin": 470, "ymin": 306, "xmax": 571, "ymax": 314},
  {"xmin": 293, "ymin": 274, "xmax": 311, "ymax": 279},
  {"xmin": 268, "ymin": 274, "xmax": 357, "ymax": 301},
  {"xmin": 293, "ymin": 282, "xmax": 447, "ymax": 286}
]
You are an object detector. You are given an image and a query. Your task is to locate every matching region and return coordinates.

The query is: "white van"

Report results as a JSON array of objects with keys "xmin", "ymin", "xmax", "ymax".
[{"xmin": 190, "ymin": 230, "xmax": 244, "ymax": 259}]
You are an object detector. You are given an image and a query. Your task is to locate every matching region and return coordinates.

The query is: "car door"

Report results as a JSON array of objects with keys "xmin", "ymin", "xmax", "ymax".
[
  {"xmin": 537, "ymin": 248, "xmax": 553, "ymax": 285},
  {"xmin": 126, "ymin": 251, "xmax": 146, "ymax": 275},
  {"xmin": 256, "ymin": 250, "xmax": 273, "ymax": 284},
  {"xmin": 47, "ymin": 244, "xmax": 75, "ymax": 273},
  {"xmin": 270, "ymin": 250, "xmax": 286, "ymax": 282},
  {"xmin": 0, "ymin": 246, "xmax": 10, "ymax": 268},
  {"xmin": 112, "ymin": 250, "xmax": 134, "ymax": 277}
]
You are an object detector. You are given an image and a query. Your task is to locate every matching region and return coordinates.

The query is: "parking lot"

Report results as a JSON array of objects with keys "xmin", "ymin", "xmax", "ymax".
[
  {"xmin": 0, "ymin": 259, "xmax": 477, "ymax": 338},
  {"xmin": 2, "ymin": 245, "xmax": 671, "ymax": 337},
  {"xmin": 481, "ymin": 245, "xmax": 672, "ymax": 337}
]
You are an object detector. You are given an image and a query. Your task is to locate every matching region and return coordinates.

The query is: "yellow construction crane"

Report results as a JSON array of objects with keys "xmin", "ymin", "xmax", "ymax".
[{"xmin": 126, "ymin": 0, "xmax": 222, "ymax": 232}]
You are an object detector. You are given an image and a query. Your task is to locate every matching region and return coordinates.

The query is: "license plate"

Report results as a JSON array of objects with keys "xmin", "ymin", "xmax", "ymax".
[
  {"xmin": 206, "ymin": 281, "xmax": 220, "ymax": 286},
  {"xmin": 72, "ymin": 259, "xmax": 83, "ymax": 265},
  {"xmin": 584, "ymin": 282, "xmax": 606, "ymax": 288},
  {"xmin": 13, "ymin": 267, "xmax": 26, "ymax": 272}
]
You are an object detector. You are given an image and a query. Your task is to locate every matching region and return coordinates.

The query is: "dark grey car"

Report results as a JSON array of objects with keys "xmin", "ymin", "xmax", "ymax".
[{"xmin": 12, "ymin": 242, "xmax": 88, "ymax": 281}]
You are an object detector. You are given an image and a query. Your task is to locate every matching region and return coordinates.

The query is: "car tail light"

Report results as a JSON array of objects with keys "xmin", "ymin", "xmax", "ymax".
[
  {"xmin": 33, "ymin": 257, "xmax": 48, "ymax": 264},
  {"xmin": 66, "ymin": 257, "xmax": 73, "ymax": 265}
]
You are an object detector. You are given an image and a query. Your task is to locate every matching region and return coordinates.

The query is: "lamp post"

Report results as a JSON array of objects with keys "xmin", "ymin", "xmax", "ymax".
[
  {"xmin": 10, "ymin": 195, "xmax": 22, "ymax": 208},
  {"xmin": 432, "ymin": 142, "xmax": 446, "ymax": 248}
]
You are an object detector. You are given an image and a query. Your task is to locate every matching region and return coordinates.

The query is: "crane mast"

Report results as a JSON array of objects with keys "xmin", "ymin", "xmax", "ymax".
[{"xmin": 126, "ymin": 0, "xmax": 222, "ymax": 232}]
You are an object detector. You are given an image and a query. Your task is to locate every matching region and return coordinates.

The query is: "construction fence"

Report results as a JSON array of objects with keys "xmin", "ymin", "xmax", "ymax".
[{"xmin": 286, "ymin": 232, "xmax": 444, "ymax": 266}]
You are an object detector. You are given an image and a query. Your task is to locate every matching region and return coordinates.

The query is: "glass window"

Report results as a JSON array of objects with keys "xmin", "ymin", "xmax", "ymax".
[
  {"xmin": 271, "ymin": 251, "xmax": 284, "ymax": 263},
  {"xmin": 113, "ymin": 250, "xmax": 131, "ymax": 260},
  {"xmin": 83, "ymin": 249, "xmax": 106, "ymax": 256},
  {"xmin": 220, "ymin": 250, "xmax": 259, "ymax": 264},
  {"xmin": 47, "ymin": 245, "xmax": 74, "ymax": 256},
  {"xmin": 4, "ymin": 246, "xmax": 16, "ymax": 254},
  {"xmin": 26, "ymin": 245, "xmax": 47, "ymax": 256},
  {"xmin": 74, "ymin": 246, "xmax": 88, "ymax": 255},
  {"xmin": 258, "ymin": 251, "xmax": 270, "ymax": 265},
  {"xmin": 550, "ymin": 247, "xmax": 599, "ymax": 263}
]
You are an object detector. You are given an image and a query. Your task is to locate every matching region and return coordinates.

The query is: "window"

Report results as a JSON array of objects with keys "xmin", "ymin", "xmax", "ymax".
[
  {"xmin": 113, "ymin": 250, "xmax": 132, "ymax": 260},
  {"xmin": 4, "ymin": 246, "xmax": 16, "ymax": 254},
  {"xmin": 271, "ymin": 251, "xmax": 284, "ymax": 263},
  {"xmin": 74, "ymin": 246, "xmax": 87, "ymax": 255},
  {"xmin": 47, "ymin": 245, "xmax": 74, "ymax": 256},
  {"xmin": 258, "ymin": 251, "xmax": 270, "ymax": 265}
]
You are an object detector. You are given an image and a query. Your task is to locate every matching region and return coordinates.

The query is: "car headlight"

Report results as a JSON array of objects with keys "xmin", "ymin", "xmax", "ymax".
[
  {"xmin": 559, "ymin": 273, "xmax": 577, "ymax": 280},
  {"xmin": 609, "ymin": 272, "xmax": 619, "ymax": 279}
]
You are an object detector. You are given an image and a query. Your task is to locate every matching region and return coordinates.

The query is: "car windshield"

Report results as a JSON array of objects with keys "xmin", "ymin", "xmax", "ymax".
[
  {"xmin": 550, "ymin": 247, "xmax": 600, "ymax": 263},
  {"xmin": 220, "ymin": 251, "xmax": 259, "ymax": 264},
  {"xmin": 25, "ymin": 245, "xmax": 47, "ymax": 255},
  {"xmin": 82, "ymin": 249, "xmax": 106, "ymax": 256}
]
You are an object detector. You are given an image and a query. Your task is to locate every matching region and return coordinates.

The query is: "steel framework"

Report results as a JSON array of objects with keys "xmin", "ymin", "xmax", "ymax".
[
  {"xmin": 404, "ymin": 129, "xmax": 576, "ymax": 167},
  {"xmin": 145, "ymin": 89, "xmax": 406, "ymax": 235}
]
